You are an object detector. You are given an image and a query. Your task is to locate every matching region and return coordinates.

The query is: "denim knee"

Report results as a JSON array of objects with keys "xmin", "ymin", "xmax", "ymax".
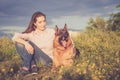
[{"xmin": 15, "ymin": 42, "xmax": 35, "ymax": 68}]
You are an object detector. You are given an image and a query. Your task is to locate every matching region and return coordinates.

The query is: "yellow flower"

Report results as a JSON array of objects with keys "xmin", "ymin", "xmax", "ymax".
[
  {"xmin": 92, "ymin": 74, "xmax": 99, "ymax": 80},
  {"xmin": 76, "ymin": 68, "xmax": 80, "ymax": 73},
  {"xmin": 1, "ymin": 68, "xmax": 6, "ymax": 73},
  {"xmin": 10, "ymin": 68, "xmax": 14, "ymax": 72},
  {"xmin": 76, "ymin": 64, "xmax": 81, "ymax": 67},
  {"xmin": 83, "ymin": 70, "xmax": 86, "ymax": 74},
  {"xmin": 91, "ymin": 63, "xmax": 95, "ymax": 69}
]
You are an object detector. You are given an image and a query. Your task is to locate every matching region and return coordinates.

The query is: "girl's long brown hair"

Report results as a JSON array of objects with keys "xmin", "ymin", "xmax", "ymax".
[{"xmin": 22, "ymin": 11, "xmax": 46, "ymax": 33}]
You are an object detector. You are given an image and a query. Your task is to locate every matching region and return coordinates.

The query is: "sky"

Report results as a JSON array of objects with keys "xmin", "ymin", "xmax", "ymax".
[{"xmin": 0, "ymin": 0, "xmax": 119, "ymax": 33}]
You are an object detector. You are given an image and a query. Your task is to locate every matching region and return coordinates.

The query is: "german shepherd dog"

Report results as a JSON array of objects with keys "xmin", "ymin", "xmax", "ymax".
[{"xmin": 52, "ymin": 24, "xmax": 76, "ymax": 70}]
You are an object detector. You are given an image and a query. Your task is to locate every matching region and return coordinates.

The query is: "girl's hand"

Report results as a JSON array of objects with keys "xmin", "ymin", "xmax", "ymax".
[{"xmin": 25, "ymin": 43, "xmax": 34, "ymax": 54}]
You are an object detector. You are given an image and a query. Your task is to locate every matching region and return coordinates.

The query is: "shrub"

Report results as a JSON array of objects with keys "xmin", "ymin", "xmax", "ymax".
[
  {"xmin": 72, "ymin": 29, "xmax": 120, "ymax": 80},
  {"xmin": 0, "ymin": 37, "xmax": 17, "ymax": 61}
]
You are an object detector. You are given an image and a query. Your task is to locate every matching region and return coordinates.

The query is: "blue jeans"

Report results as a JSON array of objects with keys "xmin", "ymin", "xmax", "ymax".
[{"xmin": 15, "ymin": 41, "xmax": 52, "ymax": 69}]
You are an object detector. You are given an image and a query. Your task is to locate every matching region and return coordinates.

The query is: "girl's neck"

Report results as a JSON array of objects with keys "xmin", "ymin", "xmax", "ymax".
[{"xmin": 35, "ymin": 28, "xmax": 46, "ymax": 33}]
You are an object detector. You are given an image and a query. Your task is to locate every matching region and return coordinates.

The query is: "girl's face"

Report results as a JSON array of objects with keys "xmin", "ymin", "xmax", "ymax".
[{"xmin": 34, "ymin": 16, "xmax": 46, "ymax": 31}]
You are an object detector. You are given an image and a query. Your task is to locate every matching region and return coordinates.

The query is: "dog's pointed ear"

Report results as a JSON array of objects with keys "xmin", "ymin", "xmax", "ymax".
[
  {"xmin": 64, "ymin": 24, "xmax": 67, "ymax": 31},
  {"xmin": 55, "ymin": 25, "xmax": 59, "ymax": 32},
  {"xmin": 55, "ymin": 25, "xmax": 59, "ymax": 35}
]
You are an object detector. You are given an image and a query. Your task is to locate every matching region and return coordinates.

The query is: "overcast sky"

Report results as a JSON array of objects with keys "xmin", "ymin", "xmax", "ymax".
[{"xmin": 0, "ymin": 0, "xmax": 119, "ymax": 32}]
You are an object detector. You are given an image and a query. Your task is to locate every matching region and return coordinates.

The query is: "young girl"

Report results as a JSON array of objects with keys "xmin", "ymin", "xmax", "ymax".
[{"xmin": 12, "ymin": 11, "xmax": 55, "ymax": 76}]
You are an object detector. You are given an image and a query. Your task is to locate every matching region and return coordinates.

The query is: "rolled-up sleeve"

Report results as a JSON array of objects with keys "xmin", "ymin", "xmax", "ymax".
[{"xmin": 12, "ymin": 32, "xmax": 29, "ymax": 42}]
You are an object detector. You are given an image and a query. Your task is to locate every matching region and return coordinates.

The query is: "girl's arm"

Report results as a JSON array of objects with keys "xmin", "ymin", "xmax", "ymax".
[{"xmin": 12, "ymin": 33, "xmax": 34, "ymax": 54}]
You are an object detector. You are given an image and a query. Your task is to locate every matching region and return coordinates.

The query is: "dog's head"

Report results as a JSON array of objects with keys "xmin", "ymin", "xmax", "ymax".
[{"xmin": 54, "ymin": 24, "xmax": 71, "ymax": 48}]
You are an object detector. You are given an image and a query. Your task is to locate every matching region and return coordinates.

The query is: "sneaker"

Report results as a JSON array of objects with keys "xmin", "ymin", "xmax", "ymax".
[
  {"xmin": 31, "ymin": 66, "xmax": 38, "ymax": 75},
  {"xmin": 19, "ymin": 69, "xmax": 30, "ymax": 77}
]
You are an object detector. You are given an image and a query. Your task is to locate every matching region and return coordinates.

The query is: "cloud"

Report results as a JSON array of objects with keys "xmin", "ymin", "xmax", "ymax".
[
  {"xmin": 48, "ymin": 15, "xmax": 89, "ymax": 30},
  {"xmin": 0, "ymin": 0, "xmax": 119, "ymax": 31},
  {"xmin": 0, "ymin": 26, "xmax": 26, "ymax": 34}
]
